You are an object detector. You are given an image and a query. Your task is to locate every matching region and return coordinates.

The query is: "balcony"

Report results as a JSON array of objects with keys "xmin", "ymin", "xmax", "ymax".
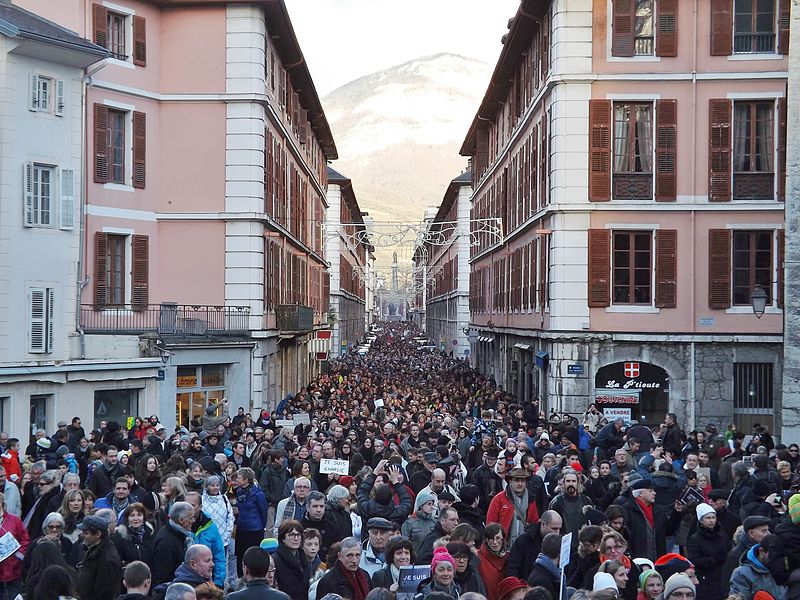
[
  {"xmin": 734, "ymin": 33, "xmax": 775, "ymax": 54},
  {"xmin": 613, "ymin": 173, "xmax": 653, "ymax": 200},
  {"xmin": 276, "ymin": 304, "xmax": 314, "ymax": 333},
  {"xmin": 733, "ymin": 172, "xmax": 774, "ymax": 200},
  {"xmin": 80, "ymin": 304, "xmax": 250, "ymax": 335}
]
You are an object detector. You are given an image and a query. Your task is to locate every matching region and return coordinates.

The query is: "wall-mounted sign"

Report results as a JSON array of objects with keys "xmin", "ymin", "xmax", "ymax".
[
  {"xmin": 567, "ymin": 364, "xmax": 584, "ymax": 375},
  {"xmin": 595, "ymin": 388, "xmax": 640, "ymax": 406},
  {"xmin": 603, "ymin": 407, "xmax": 632, "ymax": 423},
  {"xmin": 698, "ymin": 317, "xmax": 716, "ymax": 327}
]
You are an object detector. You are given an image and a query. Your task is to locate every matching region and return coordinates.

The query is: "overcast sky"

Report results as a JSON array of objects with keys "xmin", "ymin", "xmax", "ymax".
[{"xmin": 284, "ymin": 0, "xmax": 521, "ymax": 97}]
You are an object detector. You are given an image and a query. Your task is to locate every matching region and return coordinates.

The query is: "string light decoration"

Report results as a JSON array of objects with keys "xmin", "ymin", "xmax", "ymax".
[{"xmin": 326, "ymin": 218, "xmax": 502, "ymax": 251}]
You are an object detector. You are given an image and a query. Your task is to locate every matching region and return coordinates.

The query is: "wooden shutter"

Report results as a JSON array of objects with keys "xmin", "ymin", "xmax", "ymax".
[
  {"xmin": 709, "ymin": 99, "xmax": 732, "ymax": 202},
  {"xmin": 59, "ymin": 168, "xmax": 76, "ymax": 230},
  {"xmin": 539, "ymin": 235, "xmax": 548, "ymax": 312},
  {"xmin": 94, "ymin": 232, "xmax": 109, "ymax": 308},
  {"xmin": 779, "ymin": 0, "xmax": 790, "ymax": 54},
  {"xmin": 131, "ymin": 234, "xmax": 149, "ymax": 310},
  {"xmin": 589, "ymin": 100, "xmax": 612, "ymax": 202},
  {"xmin": 656, "ymin": 0, "xmax": 678, "ymax": 56},
  {"xmin": 133, "ymin": 16, "xmax": 146, "ymax": 66},
  {"xmin": 92, "ymin": 4, "xmax": 109, "ymax": 49},
  {"xmin": 475, "ymin": 129, "xmax": 489, "ymax": 178},
  {"xmin": 540, "ymin": 113, "xmax": 548, "ymax": 206},
  {"xmin": 29, "ymin": 73, "xmax": 39, "ymax": 111},
  {"xmin": 708, "ymin": 229, "xmax": 732, "ymax": 308},
  {"xmin": 29, "ymin": 288, "xmax": 46, "ymax": 353},
  {"xmin": 132, "ymin": 111, "xmax": 146, "ymax": 189},
  {"xmin": 588, "ymin": 229, "xmax": 611, "ymax": 307},
  {"xmin": 54, "ymin": 79, "xmax": 65, "ymax": 116},
  {"xmin": 23, "ymin": 161, "xmax": 34, "ymax": 227},
  {"xmin": 541, "ymin": 12, "xmax": 549, "ymax": 80},
  {"xmin": 612, "ymin": 0, "xmax": 635, "ymax": 57},
  {"xmin": 655, "ymin": 99, "xmax": 678, "ymax": 201},
  {"xmin": 46, "ymin": 288, "xmax": 54, "ymax": 353},
  {"xmin": 94, "ymin": 103, "xmax": 109, "ymax": 184},
  {"xmin": 655, "ymin": 230, "xmax": 678, "ymax": 308},
  {"xmin": 777, "ymin": 229, "xmax": 785, "ymax": 309},
  {"xmin": 778, "ymin": 97, "xmax": 787, "ymax": 201},
  {"xmin": 710, "ymin": 0, "xmax": 733, "ymax": 56}
]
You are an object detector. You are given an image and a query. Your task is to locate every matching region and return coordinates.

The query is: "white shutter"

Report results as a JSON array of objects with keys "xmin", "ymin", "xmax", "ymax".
[
  {"xmin": 29, "ymin": 73, "xmax": 39, "ymax": 111},
  {"xmin": 23, "ymin": 161, "xmax": 34, "ymax": 226},
  {"xmin": 59, "ymin": 168, "xmax": 75, "ymax": 230},
  {"xmin": 29, "ymin": 288, "xmax": 45, "ymax": 353},
  {"xmin": 55, "ymin": 79, "xmax": 65, "ymax": 116},
  {"xmin": 46, "ymin": 288, "xmax": 55, "ymax": 353}
]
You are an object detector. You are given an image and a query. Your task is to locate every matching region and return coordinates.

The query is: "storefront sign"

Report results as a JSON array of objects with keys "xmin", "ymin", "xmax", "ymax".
[
  {"xmin": 595, "ymin": 361, "xmax": 670, "ymax": 425},
  {"xmin": 319, "ymin": 458, "xmax": 349, "ymax": 475},
  {"xmin": 603, "ymin": 407, "xmax": 632, "ymax": 423},
  {"xmin": 177, "ymin": 375, "xmax": 197, "ymax": 388},
  {"xmin": 594, "ymin": 388, "xmax": 640, "ymax": 406}
]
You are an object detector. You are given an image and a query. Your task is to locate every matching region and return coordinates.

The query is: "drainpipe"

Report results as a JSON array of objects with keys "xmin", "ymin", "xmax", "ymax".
[
  {"xmin": 76, "ymin": 61, "xmax": 108, "ymax": 359},
  {"xmin": 687, "ymin": 0, "xmax": 699, "ymax": 428}
]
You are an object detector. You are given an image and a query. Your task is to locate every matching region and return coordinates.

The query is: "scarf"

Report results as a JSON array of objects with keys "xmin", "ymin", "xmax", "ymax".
[
  {"xmin": 112, "ymin": 495, "xmax": 131, "ymax": 515},
  {"xmin": 390, "ymin": 564, "xmax": 401, "ymax": 584},
  {"xmin": 535, "ymin": 553, "xmax": 561, "ymax": 581},
  {"xmin": 635, "ymin": 498, "xmax": 654, "ymax": 528},
  {"xmin": 281, "ymin": 493, "xmax": 306, "ymax": 524},
  {"xmin": 168, "ymin": 520, "xmax": 194, "ymax": 551},
  {"xmin": 339, "ymin": 561, "xmax": 369, "ymax": 600},
  {"xmin": 129, "ymin": 525, "xmax": 146, "ymax": 542},
  {"xmin": 600, "ymin": 553, "xmax": 632, "ymax": 569},
  {"xmin": 509, "ymin": 487, "xmax": 530, "ymax": 543}
]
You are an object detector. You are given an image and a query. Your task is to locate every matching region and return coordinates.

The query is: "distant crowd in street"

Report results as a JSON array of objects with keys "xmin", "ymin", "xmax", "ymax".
[{"xmin": 0, "ymin": 321, "xmax": 797, "ymax": 600}]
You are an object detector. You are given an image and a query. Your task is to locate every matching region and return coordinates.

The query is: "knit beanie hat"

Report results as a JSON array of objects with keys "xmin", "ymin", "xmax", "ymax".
[
  {"xmin": 496, "ymin": 577, "xmax": 528, "ymax": 600},
  {"xmin": 415, "ymin": 489, "xmax": 437, "ymax": 513},
  {"xmin": 593, "ymin": 572, "xmax": 618, "ymax": 592},
  {"xmin": 654, "ymin": 553, "xmax": 694, "ymax": 581},
  {"xmin": 260, "ymin": 538, "xmax": 279, "ymax": 554},
  {"xmin": 36, "ymin": 438, "xmax": 51, "ymax": 449},
  {"xmin": 430, "ymin": 546, "xmax": 456, "ymax": 572},
  {"xmin": 696, "ymin": 502, "xmax": 715, "ymax": 522},
  {"xmin": 639, "ymin": 569, "xmax": 663, "ymax": 591},
  {"xmin": 663, "ymin": 573, "xmax": 695, "ymax": 599},
  {"xmin": 788, "ymin": 493, "xmax": 800, "ymax": 525}
]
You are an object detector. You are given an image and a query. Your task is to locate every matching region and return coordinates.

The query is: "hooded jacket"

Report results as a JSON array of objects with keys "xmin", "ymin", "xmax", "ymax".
[
  {"xmin": 192, "ymin": 511, "xmax": 226, "ymax": 587},
  {"xmin": 402, "ymin": 491, "xmax": 437, "ymax": 552},
  {"xmin": 730, "ymin": 544, "xmax": 787, "ymax": 600},
  {"xmin": 356, "ymin": 473, "xmax": 412, "ymax": 526},
  {"xmin": 686, "ymin": 521, "xmax": 732, "ymax": 600},
  {"xmin": 487, "ymin": 485, "xmax": 540, "ymax": 543}
]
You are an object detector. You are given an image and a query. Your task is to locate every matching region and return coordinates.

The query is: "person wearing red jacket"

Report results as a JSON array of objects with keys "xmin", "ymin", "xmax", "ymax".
[
  {"xmin": 486, "ymin": 467, "xmax": 539, "ymax": 546},
  {"xmin": 0, "ymin": 490, "xmax": 30, "ymax": 598}
]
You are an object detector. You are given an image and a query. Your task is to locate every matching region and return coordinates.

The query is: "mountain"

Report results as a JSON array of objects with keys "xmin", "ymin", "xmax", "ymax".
[{"xmin": 323, "ymin": 53, "xmax": 490, "ymax": 265}]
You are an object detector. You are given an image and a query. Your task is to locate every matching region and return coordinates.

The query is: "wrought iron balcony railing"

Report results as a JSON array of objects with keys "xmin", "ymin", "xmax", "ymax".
[{"xmin": 80, "ymin": 303, "xmax": 250, "ymax": 335}]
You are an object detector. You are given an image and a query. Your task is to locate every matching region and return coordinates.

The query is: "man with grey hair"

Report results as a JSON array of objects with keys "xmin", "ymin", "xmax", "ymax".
[
  {"xmin": 164, "ymin": 582, "xmax": 197, "ymax": 600},
  {"xmin": 273, "ymin": 476, "xmax": 311, "ymax": 535},
  {"xmin": 153, "ymin": 544, "xmax": 215, "ymax": 597},
  {"xmin": 728, "ymin": 460, "xmax": 754, "ymax": 515},
  {"xmin": 323, "ymin": 485, "xmax": 353, "ymax": 556},
  {"xmin": 46, "ymin": 471, "xmax": 80, "ymax": 514},
  {"xmin": 623, "ymin": 478, "xmax": 682, "ymax": 560},
  {"xmin": 0, "ymin": 466, "xmax": 21, "ymax": 516},
  {"xmin": 152, "ymin": 501, "xmax": 196, "ymax": 586},
  {"xmin": 23, "ymin": 469, "xmax": 61, "ymax": 539},
  {"xmin": 316, "ymin": 537, "xmax": 371, "ymax": 600}
]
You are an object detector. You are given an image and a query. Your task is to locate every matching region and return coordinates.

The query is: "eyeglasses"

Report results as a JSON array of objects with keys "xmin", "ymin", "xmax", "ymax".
[
  {"xmin": 47, "ymin": 525, "xmax": 63, "ymax": 531},
  {"xmin": 286, "ymin": 532, "xmax": 302, "ymax": 538}
]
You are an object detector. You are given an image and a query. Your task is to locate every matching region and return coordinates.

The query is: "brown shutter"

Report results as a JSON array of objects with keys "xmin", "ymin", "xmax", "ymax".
[
  {"xmin": 777, "ymin": 229, "xmax": 785, "ymax": 309},
  {"xmin": 92, "ymin": 4, "xmax": 108, "ymax": 49},
  {"xmin": 541, "ymin": 13, "xmax": 549, "ymax": 80},
  {"xmin": 540, "ymin": 113, "xmax": 548, "ymax": 206},
  {"xmin": 708, "ymin": 229, "xmax": 732, "ymax": 308},
  {"xmin": 612, "ymin": 0, "xmax": 635, "ymax": 57},
  {"xmin": 589, "ymin": 100, "xmax": 612, "ymax": 202},
  {"xmin": 132, "ymin": 111, "xmax": 146, "ymax": 189},
  {"xmin": 94, "ymin": 232, "xmax": 108, "ymax": 308},
  {"xmin": 656, "ymin": 0, "xmax": 678, "ymax": 56},
  {"xmin": 778, "ymin": 97, "xmax": 787, "ymax": 201},
  {"xmin": 132, "ymin": 16, "xmax": 146, "ymax": 66},
  {"xmin": 709, "ymin": 99, "xmax": 732, "ymax": 202},
  {"xmin": 475, "ymin": 129, "xmax": 489, "ymax": 179},
  {"xmin": 779, "ymin": 0, "xmax": 791, "ymax": 55},
  {"xmin": 539, "ymin": 235, "xmax": 548, "ymax": 312},
  {"xmin": 710, "ymin": 0, "xmax": 733, "ymax": 56},
  {"xmin": 131, "ymin": 234, "xmax": 149, "ymax": 310},
  {"xmin": 93, "ymin": 103, "xmax": 109, "ymax": 183},
  {"xmin": 655, "ymin": 229, "xmax": 678, "ymax": 308},
  {"xmin": 588, "ymin": 229, "xmax": 611, "ymax": 307},
  {"xmin": 655, "ymin": 99, "xmax": 678, "ymax": 201}
]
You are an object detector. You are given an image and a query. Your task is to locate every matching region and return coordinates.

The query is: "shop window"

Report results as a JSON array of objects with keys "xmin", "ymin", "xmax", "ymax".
[
  {"xmin": 175, "ymin": 365, "xmax": 227, "ymax": 428},
  {"xmin": 733, "ymin": 362, "xmax": 773, "ymax": 433},
  {"xmin": 29, "ymin": 394, "xmax": 50, "ymax": 438},
  {"xmin": 94, "ymin": 389, "xmax": 139, "ymax": 429},
  {"xmin": 0, "ymin": 397, "xmax": 9, "ymax": 434}
]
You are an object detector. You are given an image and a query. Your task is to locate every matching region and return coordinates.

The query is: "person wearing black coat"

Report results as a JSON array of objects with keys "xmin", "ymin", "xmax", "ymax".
[
  {"xmin": 622, "ymin": 480, "xmax": 682, "ymax": 561},
  {"xmin": 505, "ymin": 521, "xmax": 545, "ymax": 581},
  {"xmin": 468, "ymin": 450, "xmax": 503, "ymax": 513},
  {"xmin": 273, "ymin": 521, "xmax": 310, "ymax": 600},
  {"xmin": 75, "ymin": 526, "xmax": 122, "ymax": 600},
  {"xmin": 321, "ymin": 495, "xmax": 353, "ymax": 558},
  {"xmin": 101, "ymin": 421, "xmax": 129, "ymax": 451},
  {"xmin": 112, "ymin": 522, "xmax": 156, "ymax": 568},
  {"xmin": 686, "ymin": 504, "xmax": 732, "ymax": 600},
  {"xmin": 150, "ymin": 516, "xmax": 193, "ymax": 586},
  {"xmin": 720, "ymin": 515, "xmax": 771, "ymax": 597},
  {"xmin": 596, "ymin": 419, "xmax": 625, "ymax": 458},
  {"xmin": 316, "ymin": 558, "xmax": 371, "ymax": 600},
  {"xmin": 355, "ymin": 470, "xmax": 412, "ymax": 527},
  {"xmin": 662, "ymin": 415, "xmax": 683, "ymax": 457}
]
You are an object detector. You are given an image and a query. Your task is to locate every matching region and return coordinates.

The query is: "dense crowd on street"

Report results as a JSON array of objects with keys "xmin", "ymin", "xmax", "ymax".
[{"xmin": 0, "ymin": 321, "xmax": 798, "ymax": 600}]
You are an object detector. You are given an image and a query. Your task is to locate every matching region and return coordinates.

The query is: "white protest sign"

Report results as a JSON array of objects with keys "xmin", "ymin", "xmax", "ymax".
[
  {"xmin": 294, "ymin": 413, "xmax": 311, "ymax": 425},
  {"xmin": 560, "ymin": 531, "xmax": 572, "ymax": 570},
  {"xmin": 319, "ymin": 458, "xmax": 349, "ymax": 475},
  {"xmin": 374, "ymin": 398, "xmax": 384, "ymax": 408},
  {"xmin": 276, "ymin": 419, "xmax": 295, "ymax": 429},
  {"xmin": 0, "ymin": 531, "xmax": 20, "ymax": 563}
]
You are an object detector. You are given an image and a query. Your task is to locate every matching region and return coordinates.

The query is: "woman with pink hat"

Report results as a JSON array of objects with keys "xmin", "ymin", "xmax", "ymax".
[{"xmin": 415, "ymin": 547, "xmax": 460, "ymax": 600}]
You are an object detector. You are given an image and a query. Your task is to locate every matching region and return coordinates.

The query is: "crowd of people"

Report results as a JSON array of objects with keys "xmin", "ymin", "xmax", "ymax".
[{"xmin": 0, "ymin": 322, "xmax": 798, "ymax": 600}]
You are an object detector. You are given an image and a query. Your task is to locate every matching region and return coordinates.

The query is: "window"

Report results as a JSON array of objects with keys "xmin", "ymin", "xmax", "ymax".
[
  {"xmin": 105, "ymin": 234, "xmax": 126, "ymax": 306},
  {"xmin": 30, "ymin": 74, "xmax": 64, "ymax": 115},
  {"xmin": 732, "ymin": 230, "xmax": 773, "ymax": 305},
  {"xmin": 175, "ymin": 365, "xmax": 226, "ymax": 428},
  {"xmin": 37, "ymin": 76, "xmax": 51, "ymax": 111},
  {"xmin": 733, "ymin": 101, "xmax": 774, "ymax": 199},
  {"xmin": 24, "ymin": 163, "xmax": 53, "ymax": 227},
  {"xmin": 109, "ymin": 109, "xmax": 126, "ymax": 184},
  {"xmin": 108, "ymin": 12, "xmax": 127, "ymax": 59},
  {"xmin": 734, "ymin": 0, "xmax": 776, "ymax": 53},
  {"xmin": 634, "ymin": 0, "xmax": 655, "ymax": 54},
  {"xmin": 613, "ymin": 102, "xmax": 653, "ymax": 199},
  {"xmin": 733, "ymin": 362, "xmax": 774, "ymax": 433},
  {"xmin": 0, "ymin": 397, "xmax": 9, "ymax": 434},
  {"xmin": 29, "ymin": 287, "xmax": 54, "ymax": 353},
  {"xmin": 94, "ymin": 389, "xmax": 138, "ymax": 429},
  {"xmin": 29, "ymin": 394, "xmax": 50, "ymax": 437},
  {"xmin": 612, "ymin": 231, "xmax": 653, "ymax": 304}
]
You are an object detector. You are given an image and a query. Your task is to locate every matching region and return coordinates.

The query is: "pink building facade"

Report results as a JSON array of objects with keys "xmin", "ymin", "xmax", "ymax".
[
  {"xmin": 461, "ymin": 0, "xmax": 787, "ymax": 433},
  {"xmin": 16, "ymin": 0, "xmax": 336, "ymax": 429}
]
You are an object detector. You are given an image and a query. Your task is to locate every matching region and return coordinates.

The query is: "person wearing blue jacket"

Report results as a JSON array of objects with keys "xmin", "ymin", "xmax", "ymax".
[
  {"xmin": 234, "ymin": 467, "xmax": 268, "ymax": 577},
  {"xmin": 186, "ymin": 491, "xmax": 226, "ymax": 587}
]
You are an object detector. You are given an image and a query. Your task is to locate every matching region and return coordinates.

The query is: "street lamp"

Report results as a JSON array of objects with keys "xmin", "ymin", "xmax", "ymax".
[{"xmin": 750, "ymin": 284, "xmax": 769, "ymax": 318}]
